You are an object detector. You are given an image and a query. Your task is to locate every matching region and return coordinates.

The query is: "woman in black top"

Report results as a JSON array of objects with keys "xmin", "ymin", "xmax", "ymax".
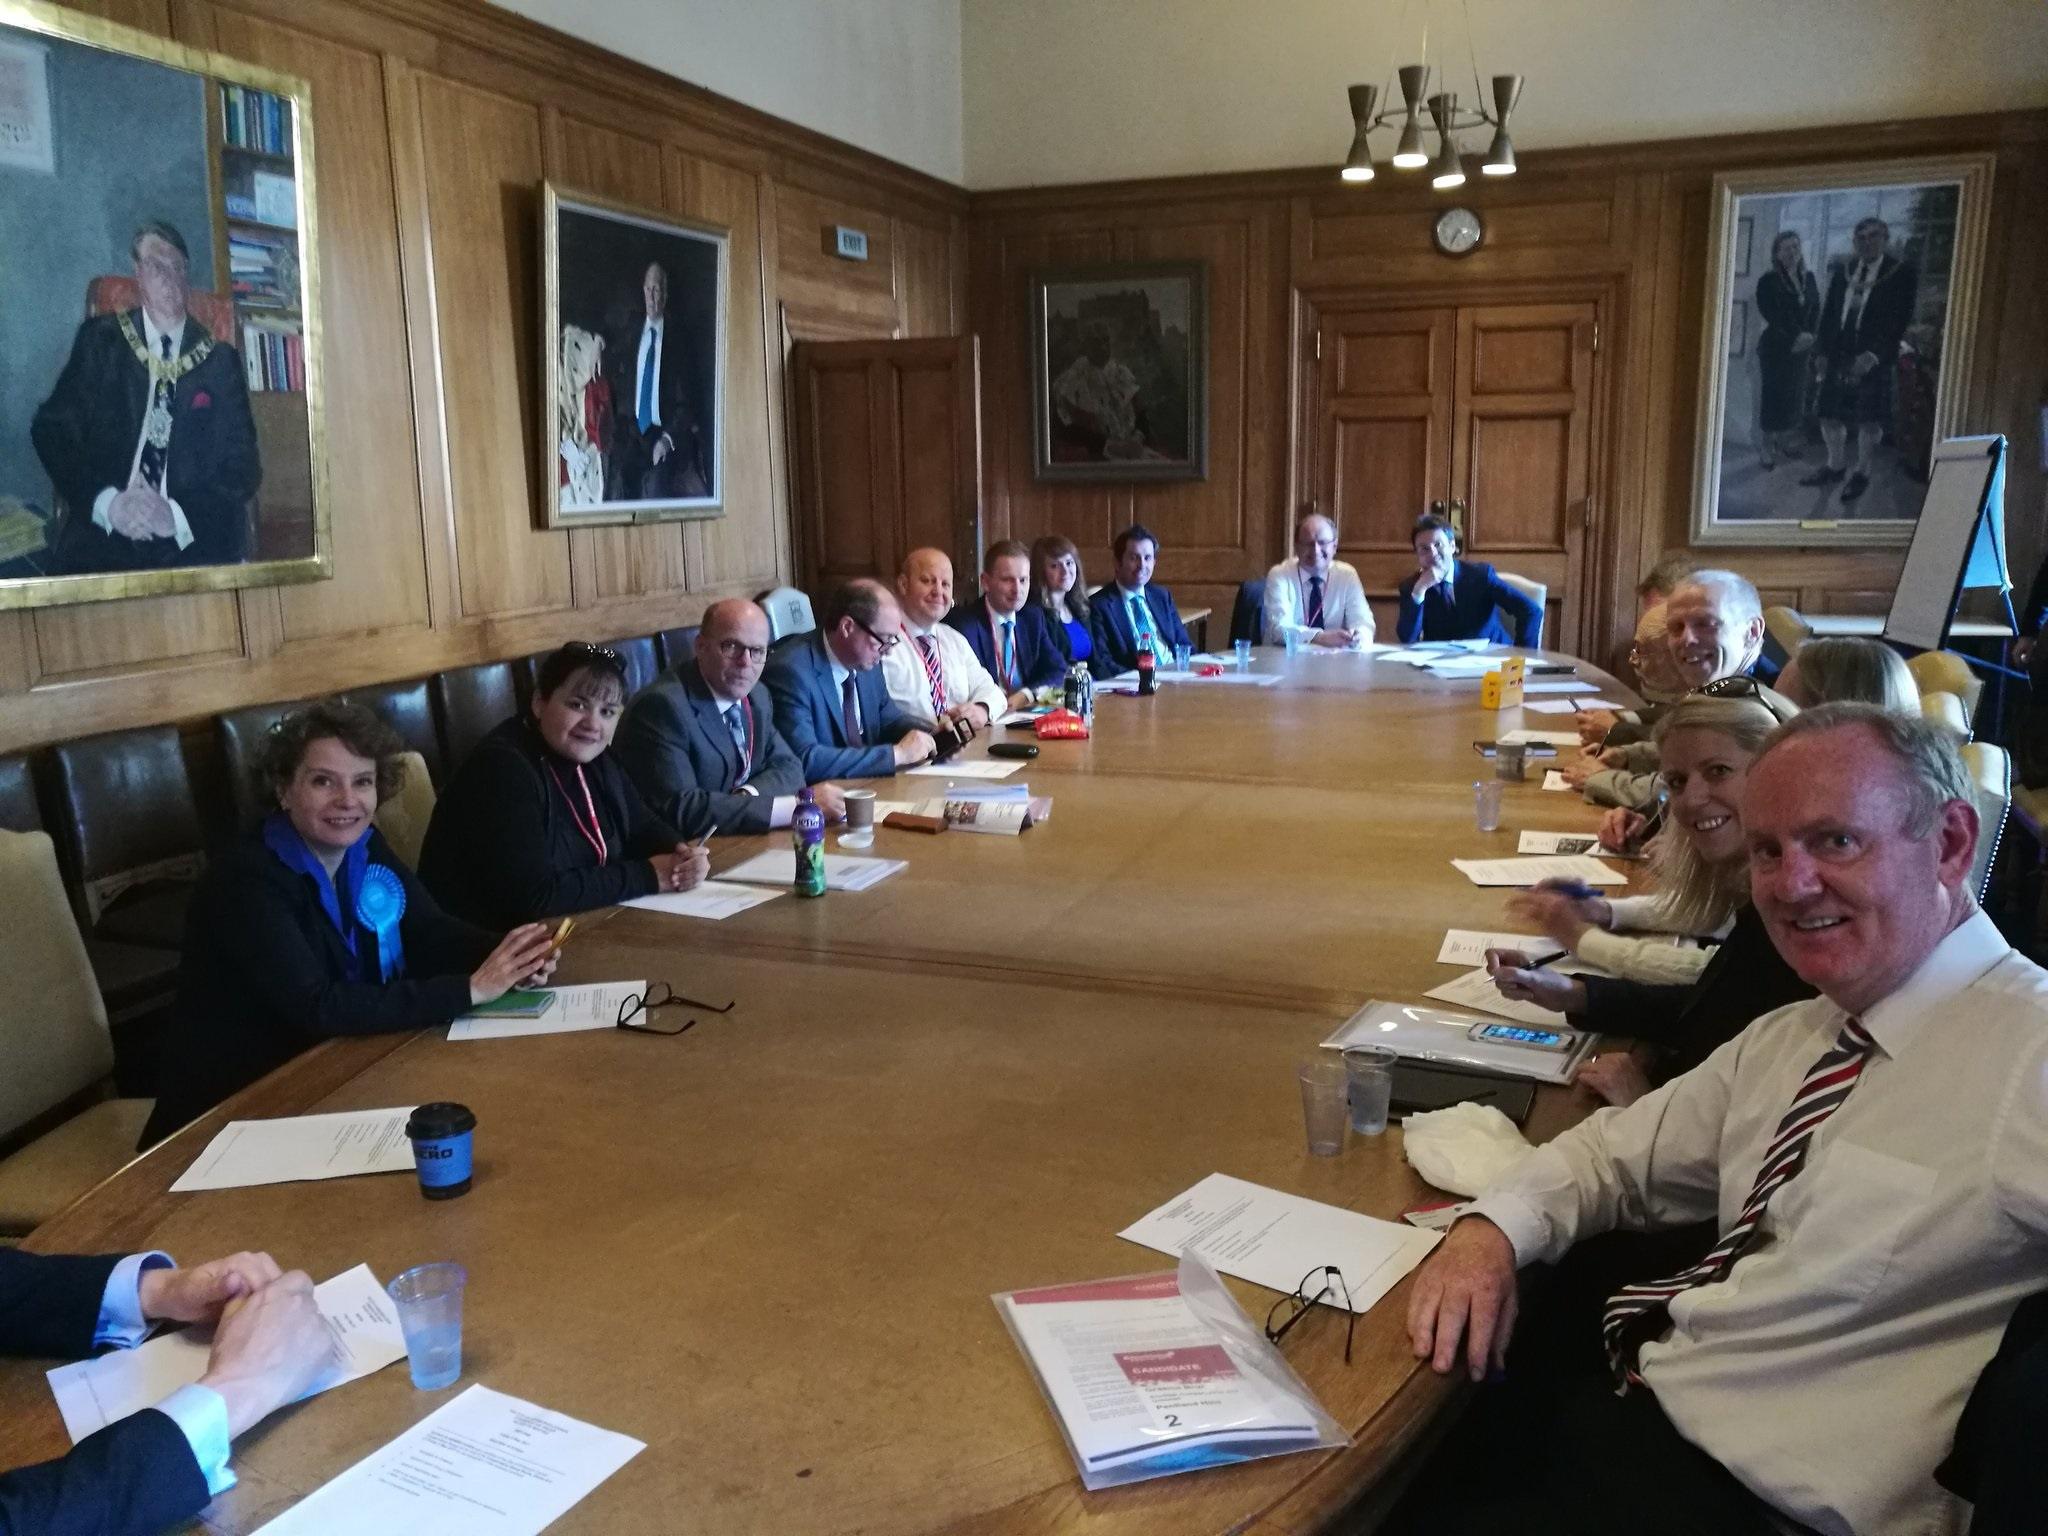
[
  {"xmin": 418, "ymin": 641, "xmax": 709, "ymax": 928},
  {"xmin": 143, "ymin": 701, "xmax": 558, "ymax": 1147},
  {"xmin": 1486, "ymin": 684, "xmax": 1814, "ymax": 1106},
  {"xmin": 1753, "ymin": 229, "xmax": 1820, "ymax": 470}
]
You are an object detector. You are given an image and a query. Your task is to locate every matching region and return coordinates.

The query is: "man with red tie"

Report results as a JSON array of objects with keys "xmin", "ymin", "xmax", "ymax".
[
  {"xmin": 1390, "ymin": 705, "xmax": 2048, "ymax": 1536},
  {"xmin": 880, "ymin": 548, "xmax": 1007, "ymax": 732},
  {"xmin": 946, "ymin": 540, "xmax": 1067, "ymax": 712}
]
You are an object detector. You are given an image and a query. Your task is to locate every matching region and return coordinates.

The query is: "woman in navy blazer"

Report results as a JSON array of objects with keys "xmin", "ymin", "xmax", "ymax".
[{"xmin": 1396, "ymin": 513, "xmax": 1542, "ymax": 648}]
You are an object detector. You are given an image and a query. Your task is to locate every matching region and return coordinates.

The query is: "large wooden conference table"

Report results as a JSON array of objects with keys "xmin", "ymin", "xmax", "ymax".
[{"xmin": 2, "ymin": 645, "xmax": 1639, "ymax": 1535}]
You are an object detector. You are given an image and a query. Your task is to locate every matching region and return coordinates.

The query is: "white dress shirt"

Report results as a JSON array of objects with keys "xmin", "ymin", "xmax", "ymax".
[
  {"xmin": 1470, "ymin": 910, "xmax": 2048, "ymax": 1536},
  {"xmin": 1262, "ymin": 557, "xmax": 1373, "ymax": 646},
  {"xmin": 880, "ymin": 620, "xmax": 1007, "ymax": 727},
  {"xmin": 97, "ymin": 1252, "xmax": 236, "ymax": 1494},
  {"xmin": 92, "ymin": 308, "xmax": 196, "ymax": 550}
]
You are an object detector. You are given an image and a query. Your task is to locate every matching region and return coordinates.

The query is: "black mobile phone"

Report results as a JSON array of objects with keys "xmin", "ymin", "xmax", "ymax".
[
  {"xmin": 988, "ymin": 742, "xmax": 1038, "ymax": 760},
  {"xmin": 1473, "ymin": 741, "xmax": 1559, "ymax": 758}
]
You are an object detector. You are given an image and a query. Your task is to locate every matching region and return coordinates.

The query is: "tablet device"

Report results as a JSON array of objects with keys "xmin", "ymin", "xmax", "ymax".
[{"xmin": 1390, "ymin": 1061, "xmax": 1537, "ymax": 1125}]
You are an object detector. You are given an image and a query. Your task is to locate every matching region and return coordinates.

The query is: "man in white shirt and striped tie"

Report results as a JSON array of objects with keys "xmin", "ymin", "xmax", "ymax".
[
  {"xmin": 880, "ymin": 547, "xmax": 1008, "ymax": 732},
  {"xmin": 1391, "ymin": 704, "xmax": 2048, "ymax": 1536}
]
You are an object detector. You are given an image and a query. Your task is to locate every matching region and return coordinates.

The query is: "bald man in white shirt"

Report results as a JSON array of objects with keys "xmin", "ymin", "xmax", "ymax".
[{"xmin": 881, "ymin": 547, "xmax": 1007, "ymax": 732}]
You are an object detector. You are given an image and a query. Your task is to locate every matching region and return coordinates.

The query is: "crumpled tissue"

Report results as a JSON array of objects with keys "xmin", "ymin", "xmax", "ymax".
[{"xmin": 1402, "ymin": 1101, "xmax": 1535, "ymax": 1198}]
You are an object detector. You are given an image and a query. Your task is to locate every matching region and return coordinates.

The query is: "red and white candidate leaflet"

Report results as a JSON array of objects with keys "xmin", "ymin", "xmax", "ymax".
[{"xmin": 994, "ymin": 1251, "xmax": 1346, "ymax": 1490}]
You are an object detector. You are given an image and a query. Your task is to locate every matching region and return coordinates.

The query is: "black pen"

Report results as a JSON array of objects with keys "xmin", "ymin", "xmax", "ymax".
[{"xmin": 1524, "ymin": 949, "xmax": 1569, "ymax": 970}]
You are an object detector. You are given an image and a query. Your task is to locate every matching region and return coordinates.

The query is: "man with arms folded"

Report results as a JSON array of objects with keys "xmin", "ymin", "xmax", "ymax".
[
  {"xmin": 946, "ymin": 540, "xmax": 1067, "ymax": 711},
  {"xmin": 1264, "ymin": 512, "xmax": 1371, "ymax": 648},
  {"xmin": 1090, "ymin": 523, "xmax": 1194, "ymax": 674},
  {"xmin": 764, "ymin": 579, "xmax": 936, "ymax": 781},
  {"xmin": 1392, "ymin": 703, "xmax": 2048, "ymax": 1535},
  {"xmin": 616, "ymin": 598, "xmax": 841, "ymax": 834},
  {"xmin": 1, "ymin": 1247, "xmax": 332, "ymax": 1536},
  {"xmin": 881, "ymin": 548, "xmax": 1007, "ymax": 733}
]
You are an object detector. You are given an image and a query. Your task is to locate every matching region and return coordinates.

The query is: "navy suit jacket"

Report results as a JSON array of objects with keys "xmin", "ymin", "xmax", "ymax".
[
  {"xmin": 613, "ymin": 659, "xmax": 805, "ymax": 835},
  {"xmin": 762, "ymin": 631, "xmax": 921, "ymax": 781},
  {"xmin": 0, "ymin": 1249, "xmax": 211, "ymax": 1536},
  {"xmin": 945, "ymin": 599, "xmax": 1066, "ymax": 694},
  {"xmin": 1396, "ymin": 560, "xmax": 1542, "ymax": 648},
  {"xmin": 1089, "ymin": 584, "xmax": 1194, "ymax": 674}
]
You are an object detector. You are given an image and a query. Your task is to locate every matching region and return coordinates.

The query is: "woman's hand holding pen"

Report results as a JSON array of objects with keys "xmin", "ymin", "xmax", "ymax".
[{"xmin": 1483, "ymin": 947, "xmax": 1586, "ymax": 1013}]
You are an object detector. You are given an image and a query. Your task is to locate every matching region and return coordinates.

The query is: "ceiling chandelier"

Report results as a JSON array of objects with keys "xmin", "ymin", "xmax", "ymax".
[{"xmin": 1339, "ymin": 3, "xmax": 1521, "ymax": 189}]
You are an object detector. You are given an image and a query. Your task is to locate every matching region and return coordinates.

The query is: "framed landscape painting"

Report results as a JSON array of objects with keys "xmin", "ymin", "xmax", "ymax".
[
  {"xmin": 1689, "ymin": 154, "xmax": 1992, "ymax": 547},
  {"xmin": 1029, "ymin": 261, "xmax": 1206, "ymax": 483},
  {"xmin": 0, "ymin": 0, "xmax": 329, "ymax": 609},
  {"xmin": 541, "ymin": 182, "xmax": 727, "ymax": 527}
]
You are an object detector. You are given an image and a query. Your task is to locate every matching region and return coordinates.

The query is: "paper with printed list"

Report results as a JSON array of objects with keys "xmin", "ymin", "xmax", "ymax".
[
  {"xmin": 1451, "ymin": 855, "xmax": 1627, "ymax": 888},
  {"xmin": 251, "ymin": 1384, "xmax": 645, "ymax": 1536},
  {"xmin": 720, "ymin": 848, "xmax": 905, "ymax": 891},
  {"xmin": 621, "ymin": 881, "xmax": 783, "ymax": 922},
  {"xmin": 1119, "ymin": 1173, "xmax": 1439, "ymax": 1316},
  {"xmin": 47, "ymin": 1264, "xmax": 406, "ymax": 1443},
  {"xmin": 1436, "ymin": 928, "xmax": 1546, "ymax": 966},
  {"xmin": 1424, "ymin": 963, "xmax": 1607, "ymax": 1028},
  {"xmin": 171, "ymin": 1107, "xmax": 417, "ymax": 1192},
  {"xmin": 449, "ymin": 981, "xmax": 649, "ymax": 1041}
]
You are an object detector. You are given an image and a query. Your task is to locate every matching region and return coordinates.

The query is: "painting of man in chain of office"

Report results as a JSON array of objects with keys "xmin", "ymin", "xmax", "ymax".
[
  {"xmin": 542, "ymin": 184, "xmax": 727, "ymax": 527},
  {"xmin": 1030, "ymin": 262, "xmax": 1207, "ymax": 483},
  {"xmin": 1690, "ymin": 156, "xmax": 1992, "ymax": 546}
]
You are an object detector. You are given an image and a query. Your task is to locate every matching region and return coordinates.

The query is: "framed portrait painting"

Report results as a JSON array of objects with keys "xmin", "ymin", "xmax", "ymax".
[
  {"xmin": 1030, "ymin": 261, "xmax": 1206, "ymax": 483},
  {"xmin": 1689, "ymin": 154, "xmax": 1993, "ymax": 546},
  {"xmin": 541, "ymin": 183, "xmax": 727, "ymax": 527},
  {"xmin": 0, "ymin": 0, "xmax": 329, "ymax": 610}
]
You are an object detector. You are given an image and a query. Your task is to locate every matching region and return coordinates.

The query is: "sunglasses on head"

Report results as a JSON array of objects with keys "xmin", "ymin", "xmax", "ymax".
[{"xmin": 1692, "ymin": 674, "xmax": 1793, "ymax": 723}]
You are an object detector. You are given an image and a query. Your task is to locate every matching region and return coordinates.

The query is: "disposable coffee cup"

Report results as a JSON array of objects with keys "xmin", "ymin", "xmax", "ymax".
[
  {"xmin": 405, "ymin": 1102, "xmax": 476, "ymax": 1200},
  {"xmin": 841, "ymin": 789, "xmax": 877, "ymax": 848}
]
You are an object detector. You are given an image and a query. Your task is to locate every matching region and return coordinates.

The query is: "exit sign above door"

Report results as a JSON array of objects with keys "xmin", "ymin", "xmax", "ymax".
[{"xmin": 831, "ymin": 225, "xmax": 869, "ymax": 261}]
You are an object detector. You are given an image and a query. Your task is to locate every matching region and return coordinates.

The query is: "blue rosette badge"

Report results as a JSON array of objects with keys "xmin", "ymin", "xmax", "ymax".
[{"xmin": 355, "ymin": 864, "xmax": 408, "ymax": 981}]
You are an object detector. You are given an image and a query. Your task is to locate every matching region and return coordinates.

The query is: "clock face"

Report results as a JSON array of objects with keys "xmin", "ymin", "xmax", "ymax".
[{"xmin": 1434, "ymin": 206, "xmax": 1483, "ymax": 256}]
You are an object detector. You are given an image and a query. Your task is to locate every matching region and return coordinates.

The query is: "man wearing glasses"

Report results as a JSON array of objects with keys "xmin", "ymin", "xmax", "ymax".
[
  {"xmin": 764, "ymin": 579, "xmax": 937, "ymax": 781},
  {"xmin": 881, "ymin": 548, "xmax": 1008, "ymax": 732},
  {"xmin": 615, "ymin": 598, "xmax": 840, "ymax": 834}
]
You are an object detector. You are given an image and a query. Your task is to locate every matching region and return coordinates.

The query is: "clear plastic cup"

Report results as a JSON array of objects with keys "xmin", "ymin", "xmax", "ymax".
[
  {"xmin": 1342, "ymin": 1046, "xmax": 1398, "ymax": 1135},
  {"xmin": 387, "ymin": 1262, "xmax": 467, "ymax": 1390},
  {"xmin": 1173, "ymin": 642, "xmax": 1193, "ymax": 673},
  {"xmin": 1475, "ymin": 778, "xmax": 1505, "ymax": 832},
  {"xmin": 1298, "ymin": 1057, "xmax": 1349, "ymax": 1156},
  {"xmin": 1283, "ymin": 628, "xmax": 1303, "ymax": 657},
  {"xmin": 1234, "ymin": 639, "xmax": 1253, "ymax": 669}
]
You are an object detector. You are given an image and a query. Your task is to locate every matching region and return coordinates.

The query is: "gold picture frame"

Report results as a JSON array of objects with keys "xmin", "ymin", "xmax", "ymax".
[
  {"xmin": 1688, "ymin": 153, "xmax": 1993, "ymax": 547},
  {"xmin": 0, "ymin": 0, "xmax": 330, "ymax": 609},
  {"xmin": 539, "ymin": 181, "xmax": 729, "ymax": 528}
]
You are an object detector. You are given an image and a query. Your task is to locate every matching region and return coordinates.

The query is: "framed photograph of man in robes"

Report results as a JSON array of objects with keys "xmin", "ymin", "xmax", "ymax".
[
  {"xmin": 541, "ymin": 183, "xmax": 727, "ymax": 528},
  {"xmin": 0, "ymin": 0, "xmax": 329, "ymax": 610},
  {"xmin": 1689, "ymin": 155, "xmax": 1992, "ymax": 547},
  {"xmin": 1029, "ymin": 262, "xmax": 1207, "ymax": 483}
]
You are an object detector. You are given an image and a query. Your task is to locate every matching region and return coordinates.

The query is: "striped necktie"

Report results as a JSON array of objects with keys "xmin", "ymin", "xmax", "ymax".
[
  {"xmin": 1603, "ymin": 1014, "xmax": 1878, "ymax": 1390},
  {"xmin": 913, "ymin": 631, "xmax": 946, "ymax": 715},
  {"xmin": 1306, "ymin": 575, "xmax": 1325, "ymax": 630}
]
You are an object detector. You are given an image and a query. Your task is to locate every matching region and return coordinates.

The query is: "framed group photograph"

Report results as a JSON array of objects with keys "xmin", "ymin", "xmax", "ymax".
[
  {"xmin": 541, "ymin": 183, "xmax": 728, "ymax": 527},
  {"xmin": 1689, "ymin": 154, "xmax": 1993, "ymax": 546},
  {"xmin": 0, "ymin": 0, "xmax": 328, "ymax": 610},
  {"xmin": 1029, "ymin": 261, "xmax": 1206, "ymax": 483}
]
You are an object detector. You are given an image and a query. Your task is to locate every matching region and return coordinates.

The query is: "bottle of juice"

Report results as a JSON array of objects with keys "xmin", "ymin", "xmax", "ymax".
[{"xmin": 793, "ymin": 788, "xmax": 826, "ymax": 898}]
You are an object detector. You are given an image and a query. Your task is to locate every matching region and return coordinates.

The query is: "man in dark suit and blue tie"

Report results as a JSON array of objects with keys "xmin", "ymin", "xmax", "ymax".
[
  {"xmin": 1396, "ymin": 513, "xmax": 1542, "ymax": 648},
  {"xmin": 764, "ymin": 579, "xmax": 936, "ymax": 781},
  {"xmin": 615, "ymin": 598, "xmax": 840, "ymax": 833},
  {"xmin": 1090, "ymin": 523, "xmax": 1194, "ymax": 674},
  {"xmin": 947, "ymin": 540, "xmax": 1067, "ymax": 710},
  {"xmin": 1, "ymin": 1246, "xmax": 332, "ymax": 1536}
]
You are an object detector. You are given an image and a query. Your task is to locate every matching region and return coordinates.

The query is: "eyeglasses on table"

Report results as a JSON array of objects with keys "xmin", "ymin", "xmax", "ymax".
[
  {"xmin": 615, "ymin": 980, "xmax": 737, "ymax": 1037},
  {"xmin": 1264, "ymin": 1263, "xmax": 1355, "ymax": 1365}
]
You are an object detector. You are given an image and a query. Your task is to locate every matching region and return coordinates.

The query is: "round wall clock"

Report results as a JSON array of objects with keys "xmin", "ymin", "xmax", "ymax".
[{"xmin": 1433, "ymin": 206, "xmax": 1483, "ymax": 257}]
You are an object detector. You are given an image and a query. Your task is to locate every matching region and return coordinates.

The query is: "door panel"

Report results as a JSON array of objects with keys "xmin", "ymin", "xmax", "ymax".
[{"xmin": 792, "ymin": 337, "xmax": 981, "ymax": 599}]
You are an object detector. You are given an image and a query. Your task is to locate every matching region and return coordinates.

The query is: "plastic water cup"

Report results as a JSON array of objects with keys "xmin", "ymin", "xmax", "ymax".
[
  {"xmin": 1173, "ymin": 642, "xmax": 1193, "ymax": 673},
  {"xmin": 1475, "ymin": 778, "xmax": 1505, "ymax": 832},
  {"xmin": 1234, "ymin": 639, "xmax": 1252, "ymax": 669},
  {"xmin": 387, "ymin": 1262, "xmax": 467, "ymax": 1390},
  {"xmin": 1283, "ymin": 628, "xmax": 1303, "ymax": 657},
  {"xmin": 1342, "ymin": 1046, "xmax": 1398, "ymax": 1136},
  {"xmin": 1297, "ymin": 1057, "xmax": 1349, "ymax": 1156}
]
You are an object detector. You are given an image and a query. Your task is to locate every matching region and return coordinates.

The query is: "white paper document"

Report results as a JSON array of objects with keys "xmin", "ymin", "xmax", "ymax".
[
  {"xmin": 1451, "ymin": 855, "xmax": 1628, "ymax": 888},
  {"xmin": 1423, "ymin": 964, "xmax": 1600, "ymax": 1028},
  {"xmin": 251, "ymin": 1384, "xmax": 645, "ymax": 1536},
  {"xmin": 1573, "ymin": 696, "xmax": 1626, "ymax": 710},
  {"xmin": 720, "ymin": 848, "xmax": 906, "ymax": 891},
  {"xmin": 905, "ymin": 758, "xmax": 1023, "ymax": 780},
  {"xmin": 1370, "ymin": 649, "xmax": 1437, "ymax": 663},
  {"xmin": 1104, "ymin": 669, "xmax": 1282, "ymax": 688},
  {"xmin": 1519, "ymin": 680, "xmax": 1585, "ymax": 693},
  {"xmin": 172, "ymin": 1107, "xmax": 417, "ymax": 1192},
  {"xmin": 621, "ymin": 880, "xmax": 782, "ymax": 922},
  {"xmin": 1516, "ymin": 830, "xmax": 1617, "ymax": 856},
  {"xmin": 1496, "ymin": 728, "xmax": 1582, "ymax": 748},
  {"xmin": 1119, "ymin": 1173, "xmax": 1439, "ymax": 1317},
  {"xmin": 1542, "ymin": 769, "xmax": 1573, "ymax": 792},
  {"xmin": 1417, "ymin": 658, "xmax": 1501, "ymax": 677},
  {"xmin": 449, "ymin": 981, "xmax": 647, "ymax": 1041},
  {"xmin": 48, "ymin": 1264, "xmax": 405, "ymax": 1443},
  {"xmin": 1436, "ymin": 928, "xmax": 1546, "ymax": 967},
  {"xmin": 1518, "ymin": 698, "xmax": 1579, "ymax": 714}
]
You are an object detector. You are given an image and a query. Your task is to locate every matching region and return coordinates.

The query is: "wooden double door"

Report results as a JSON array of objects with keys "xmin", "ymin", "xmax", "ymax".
[{"xmin": 1300, "ymin": 298, "xmax": 1598, "ymax": 649}]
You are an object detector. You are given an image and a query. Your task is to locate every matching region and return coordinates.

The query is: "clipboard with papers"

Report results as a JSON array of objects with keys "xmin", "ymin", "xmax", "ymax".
[{"xmin": 1320, "ymin": 998, "xmax": 1598, "ymax": 1085}]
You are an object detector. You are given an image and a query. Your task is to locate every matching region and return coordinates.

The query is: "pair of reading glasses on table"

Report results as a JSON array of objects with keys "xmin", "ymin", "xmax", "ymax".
[
  {"xmin": 615, "ymin": 981, "xmax": 735, "ymax": 1037},
  {"xmin": 1264, "ymin": 1264, "xmax": 1355, "ymax": 1365}
]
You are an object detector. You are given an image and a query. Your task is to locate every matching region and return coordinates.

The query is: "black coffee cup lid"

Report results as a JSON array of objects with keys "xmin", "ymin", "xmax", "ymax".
[{"xmin": 406, "ymin": 1102, "xmax": 476, "ymax": 1139}]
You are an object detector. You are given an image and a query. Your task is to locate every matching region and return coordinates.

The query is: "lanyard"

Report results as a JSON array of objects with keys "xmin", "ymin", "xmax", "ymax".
[{"xmin": 546, "ymin": 761, "xmax": 609, "ymax": 865}]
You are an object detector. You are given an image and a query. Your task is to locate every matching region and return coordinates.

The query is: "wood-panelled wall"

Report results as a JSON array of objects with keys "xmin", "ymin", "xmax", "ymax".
[
  {"xmin": 0, "ymin": 0, "xmax": 964, "ymax": 754},
  {"xmin": 970, "ymin": 112, "xmax": 2048, "ymax": 658}
]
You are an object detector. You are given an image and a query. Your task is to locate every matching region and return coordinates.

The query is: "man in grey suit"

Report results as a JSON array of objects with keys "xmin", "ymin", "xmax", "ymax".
[
  {"xmin": 615, "ymin": 598, "xmax": 842, "ymax": 834},
  {"xmin": 763, "ymin": 579, "xmax": 935, "ymax": 782}
]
